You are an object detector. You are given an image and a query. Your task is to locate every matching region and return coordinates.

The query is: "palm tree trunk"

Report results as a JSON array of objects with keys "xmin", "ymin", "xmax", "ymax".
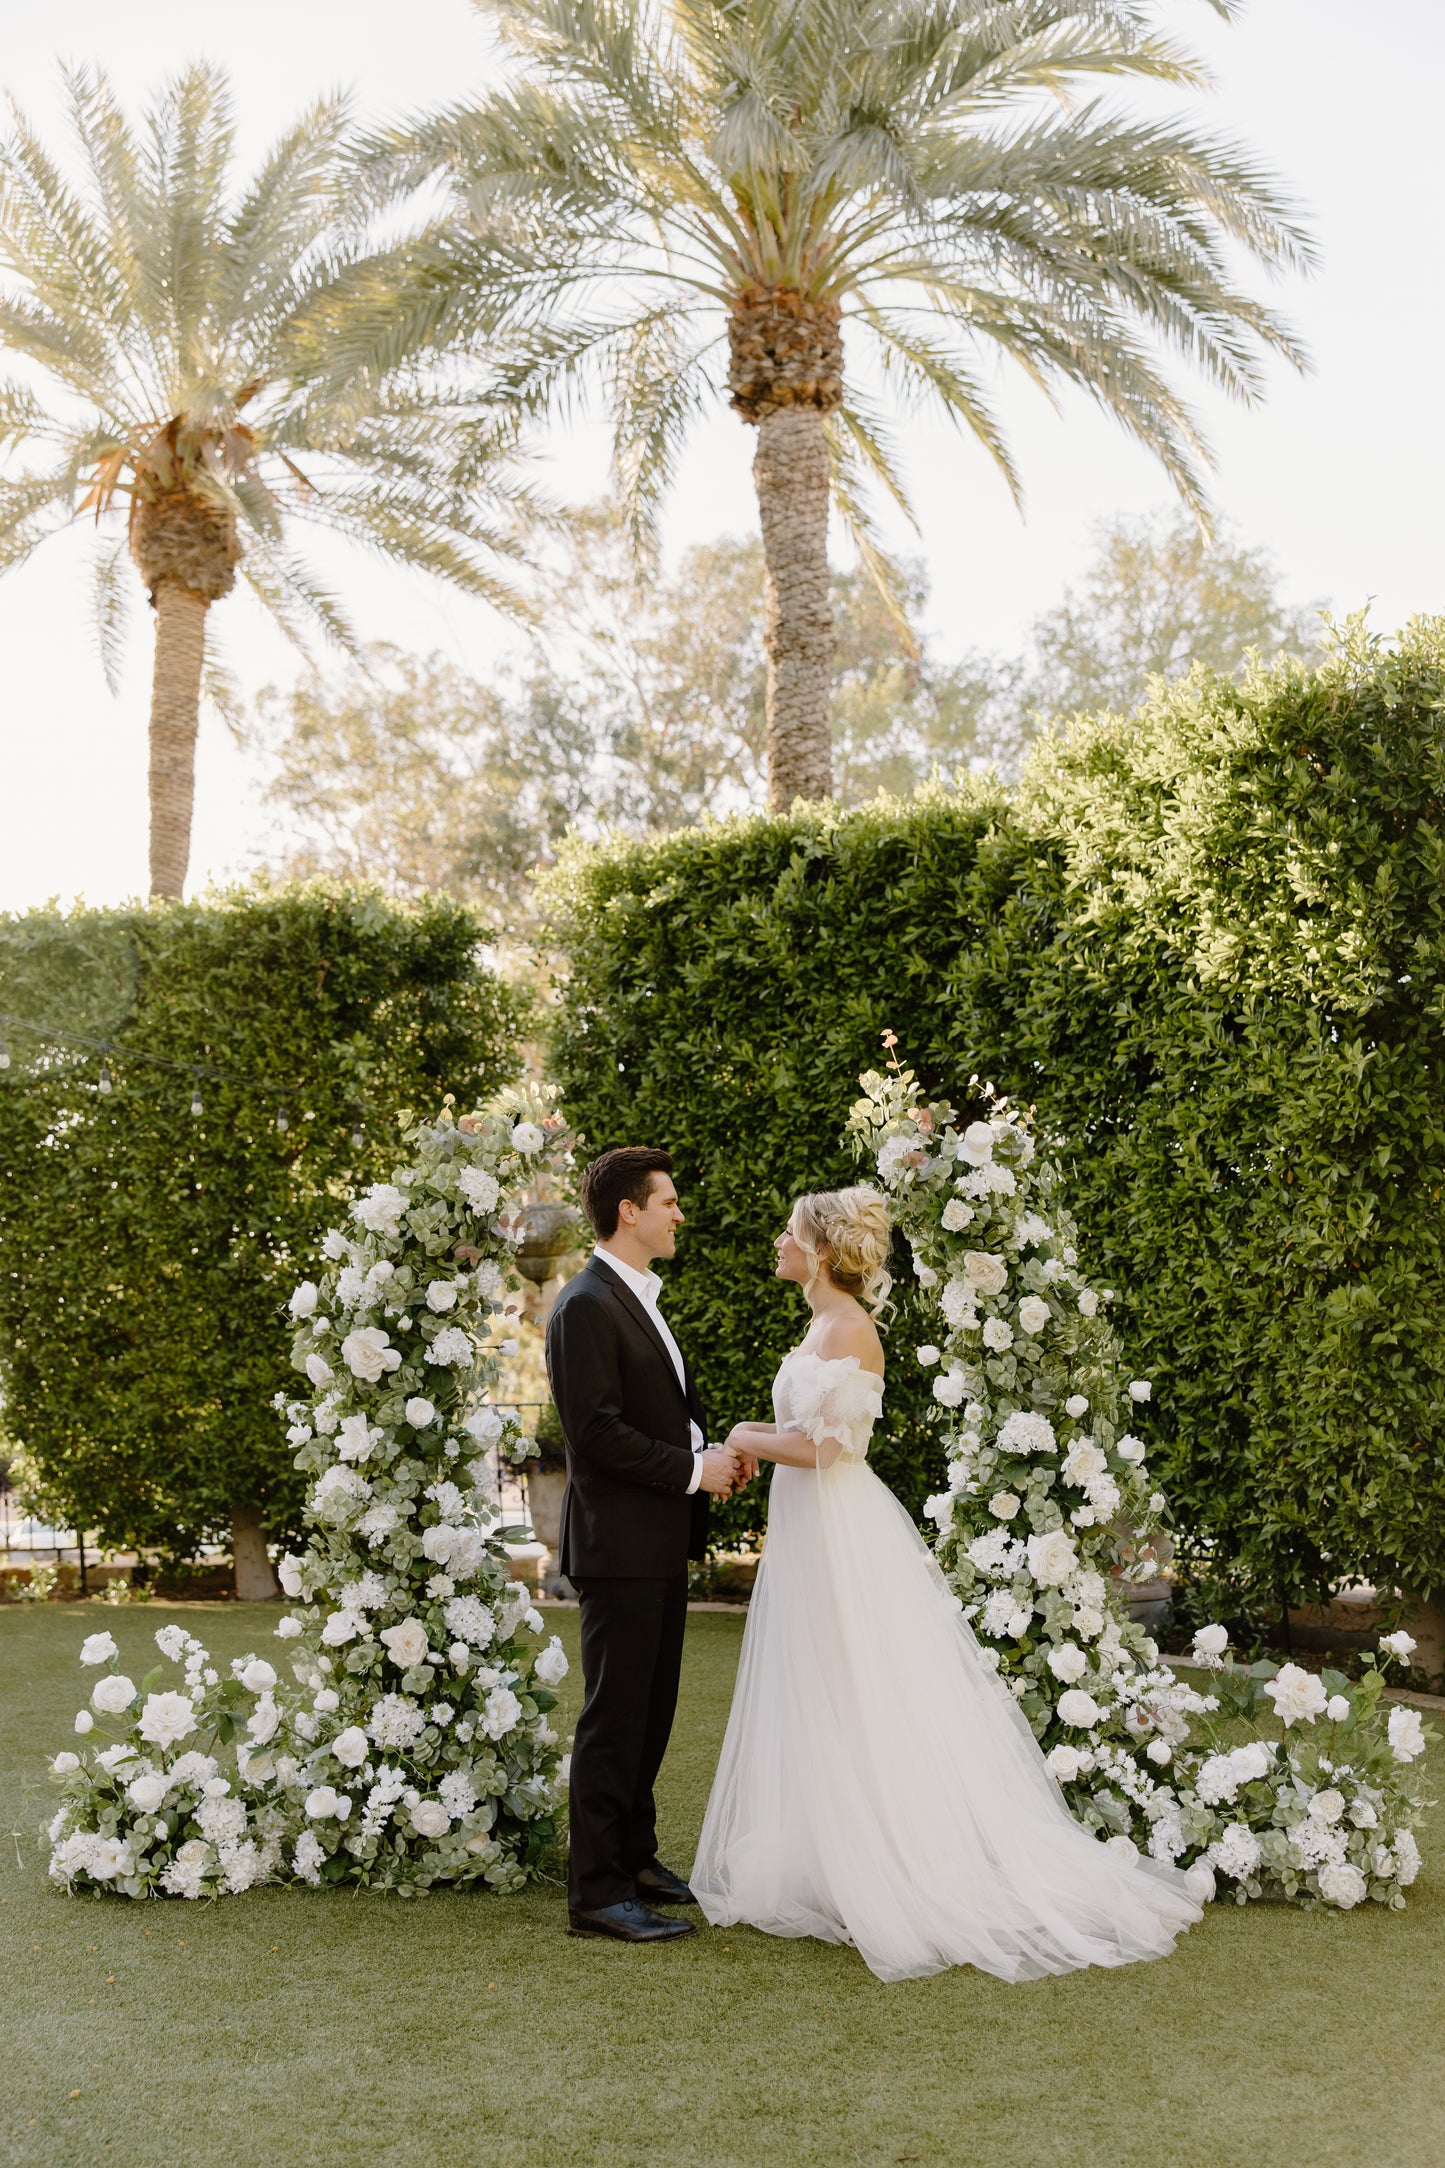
[
  {"xmin": 753, "ymin": 406, "xmax": 834, "ymax": 807},
  {"xmin": 231, "ymin": 1502, "xmax": 280, "ymax": 1601},
  {"xmin": 147, "ymin": 578, "xmax": 208, "ymax": 900}
]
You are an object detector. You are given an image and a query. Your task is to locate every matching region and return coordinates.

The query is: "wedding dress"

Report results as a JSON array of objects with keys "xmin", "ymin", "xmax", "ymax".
[{"xmin": 691, "ymin": 1348, "xmax": 1206, "ymax": 1983}]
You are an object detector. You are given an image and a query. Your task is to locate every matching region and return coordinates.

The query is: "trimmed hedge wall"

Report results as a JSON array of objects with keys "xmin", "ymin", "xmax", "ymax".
[
  {"xmin": 0, "ymin": 888, "xmax": 524, "ymax": 1564},
  {"xmin": 547, "ymin": 619, "xmax": 1445, "ymax": 1602}
]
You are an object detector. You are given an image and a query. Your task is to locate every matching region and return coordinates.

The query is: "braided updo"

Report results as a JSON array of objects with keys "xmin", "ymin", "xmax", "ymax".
[{"xmin": 790, "ymin": 1184, "xmax": 893, "ymax": 1317}]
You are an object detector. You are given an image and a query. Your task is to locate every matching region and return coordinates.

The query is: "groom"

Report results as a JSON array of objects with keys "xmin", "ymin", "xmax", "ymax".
[{"xmin": 545, "ymin": 1146, "xmax": 740, "ymax": 1943}]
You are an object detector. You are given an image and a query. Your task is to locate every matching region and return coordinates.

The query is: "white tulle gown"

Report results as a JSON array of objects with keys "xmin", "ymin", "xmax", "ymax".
[{"xmin": 692, "ymin": 1349, "xmax": 1206, "ymax": 1984}]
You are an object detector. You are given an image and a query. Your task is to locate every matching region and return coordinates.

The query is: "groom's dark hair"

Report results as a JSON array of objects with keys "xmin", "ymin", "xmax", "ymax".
[{"xmin": 580, "ymin": 1147, "xmax": 674, "ymax": 1239}]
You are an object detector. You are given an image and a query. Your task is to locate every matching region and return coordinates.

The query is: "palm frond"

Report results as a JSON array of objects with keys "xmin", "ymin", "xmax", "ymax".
[{"xmin": 90, "ymin": 535, "xmax": 131, "ymax": 694}]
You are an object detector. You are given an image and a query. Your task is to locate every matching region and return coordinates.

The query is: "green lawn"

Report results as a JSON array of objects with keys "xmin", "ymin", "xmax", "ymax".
[{"xmin": 1, "ymin": 1603, "xmax": 1440, "ymax": 2168}]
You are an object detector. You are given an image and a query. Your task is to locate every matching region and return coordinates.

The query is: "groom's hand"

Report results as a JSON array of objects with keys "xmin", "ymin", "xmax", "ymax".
[{"xmin": 697, "ymin": 1446, "xmax": 739, "ymax": 1496}]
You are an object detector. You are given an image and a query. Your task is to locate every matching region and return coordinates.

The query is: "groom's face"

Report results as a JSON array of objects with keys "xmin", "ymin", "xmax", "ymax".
[{"xmin": 621, "ymin": 1172, "xmax": 684, "ymax": 1262}]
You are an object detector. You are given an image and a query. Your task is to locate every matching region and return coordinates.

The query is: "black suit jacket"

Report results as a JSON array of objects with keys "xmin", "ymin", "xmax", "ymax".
[{"xmin": 545, "ymin": 1254, "xmax": 709, "ymax": 1578}]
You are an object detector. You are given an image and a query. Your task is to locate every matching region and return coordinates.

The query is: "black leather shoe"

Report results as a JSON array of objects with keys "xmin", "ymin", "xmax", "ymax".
[
  {"xmin": 634, "ymin": 1861, "xmax": 697, "ymax": 1905},
  {"xmin": 567, "ymin": 1900, "xmax": 696, "ymax": 1943}
]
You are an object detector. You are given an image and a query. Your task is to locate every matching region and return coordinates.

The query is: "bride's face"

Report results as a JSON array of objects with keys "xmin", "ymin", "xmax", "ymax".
[{"xmin": 774, "ymin": 1213, "xmax": 821, "ymax": 1286}]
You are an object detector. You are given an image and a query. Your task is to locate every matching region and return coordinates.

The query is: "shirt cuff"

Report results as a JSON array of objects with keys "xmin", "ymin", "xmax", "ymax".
[{"xmin": 686, "ymin": 1445, "xmax": 703, "ymax": 1496}]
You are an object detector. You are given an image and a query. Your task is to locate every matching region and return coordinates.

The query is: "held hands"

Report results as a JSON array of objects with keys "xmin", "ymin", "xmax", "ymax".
[{"xmin": 697, "ymin": 1446, "xmax": 743, "ymax": 1497}]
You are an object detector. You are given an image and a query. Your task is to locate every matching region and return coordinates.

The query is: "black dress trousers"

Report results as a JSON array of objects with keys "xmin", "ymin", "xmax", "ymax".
[{"xmin": 567, "ymin": 1571, "xmax": 690, "ymax": 1910}]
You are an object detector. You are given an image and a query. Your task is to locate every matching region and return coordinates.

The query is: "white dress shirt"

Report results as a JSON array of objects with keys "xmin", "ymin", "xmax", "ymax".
[{"xmin": 591, "ymin": 1245, "xmax": 706, "ymax": 1494}]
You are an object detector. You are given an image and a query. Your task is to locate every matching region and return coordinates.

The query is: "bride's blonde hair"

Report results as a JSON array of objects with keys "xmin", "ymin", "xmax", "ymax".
[{"xmin": 790, "ymin": 1185, "xmax": 893, "ymax": 1317}]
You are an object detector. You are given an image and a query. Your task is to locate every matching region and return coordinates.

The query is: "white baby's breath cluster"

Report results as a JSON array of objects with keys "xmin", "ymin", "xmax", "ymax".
[
  {"xmin": 47, "ymin": 1090, "xmax": 578, "ymax": 1900},
  {"xmin": 850, "ymin": 1061, "xmax": 1434, "ymax": 1911}
]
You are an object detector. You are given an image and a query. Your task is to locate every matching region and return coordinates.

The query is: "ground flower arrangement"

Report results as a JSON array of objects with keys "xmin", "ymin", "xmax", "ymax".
[
  {"xmin": 849, "ymin": 1053, "xmax": 1434, "ymax": 1911},
  {"xmin": 47, "ymin": 1090, "xmax": 576, "ymax": 1900}
]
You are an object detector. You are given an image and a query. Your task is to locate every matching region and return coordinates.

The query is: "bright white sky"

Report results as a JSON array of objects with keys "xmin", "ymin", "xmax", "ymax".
[{"xmin": 1, "ymin": 0, "xmax": 1442, "ymax": 912}]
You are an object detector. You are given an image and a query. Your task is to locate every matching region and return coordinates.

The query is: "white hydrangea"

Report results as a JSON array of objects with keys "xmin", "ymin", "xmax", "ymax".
[
  {"xmin": 368, "ymin": 1695, "xmax": 427, "ymax": 1750},
  {"xmin": 981, "ymin": 1316, "xmax": 1014, "ymax": 1352},
  {"xmin": 1209, "ymin": 1824, "xmax": 1262, "ymax": 1880},
  {"xmin": 458, "ymin": 1165, "xmax": 501, "ymax": 1214},
  {"xmin": 426, "ymin": 1326, "xmax": 473, "ymax": 1368},
  {"xmin": 997, "ymin": 1411, "xmax": 1056, "ymax": 1457},
  {"xmin": 353, "ymin": 1183, "xmax": 408, "ymax": 1237}
]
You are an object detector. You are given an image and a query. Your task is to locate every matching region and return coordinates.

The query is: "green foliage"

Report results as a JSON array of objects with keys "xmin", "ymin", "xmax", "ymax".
[
  {"xmin": 546, "ymin": 617, "xmax": 1445, "ymax": 1601},
  {"xmin": 0, "ymin": 888, "xmax": 524, "ymax": 1562}
]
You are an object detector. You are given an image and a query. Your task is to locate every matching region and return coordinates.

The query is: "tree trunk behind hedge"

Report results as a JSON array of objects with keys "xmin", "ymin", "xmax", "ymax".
[
  {"xmin": 146, "ymin": 580, "xmax": 209, "ymax": 901},
  {"xmin": 753, "ymin": 406, "xmax": 834, "ymax": 808},
  {"xmin": 232, "ymin": 1502, "xmax": 280, "ymax": 1601}
]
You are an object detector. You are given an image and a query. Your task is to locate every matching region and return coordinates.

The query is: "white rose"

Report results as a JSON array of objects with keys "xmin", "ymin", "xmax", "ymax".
[
  {"xmin": 126, "ymin": 1773, "xmax": 167, "ymax": 1812},
  {"xmin": 138, "ymin": 1691, "xmax": 197, "ymax": 1749},
  {"xmin": 1077, "ymin": 1290, "xmax": 1099, "ymax": 1318},
  {"xmin": 289, "ymin": 1281, "xmax": 319, "ymax": 1318},
  {"xmin": 425, "ymin": 1281, "xmax": 459, "ymax": 1313},
  {"xmin": 275, "ymin": 1616, "xmax": 304, "ymax": 1641},
  {"xmin": 511, "ymin": 1121, "xmax": 545, "ymax": 1153},
  {"xmin": 981, "ymin": 1317, "xmax": 1014, "ymax": 1353},
  {"xmin": 1017, "ymin": 1296, "xmax": 1050, "ymax": 1336},
  {"xmin": 305, "ymin": 1785, "xmax": 343, "ymax": 1819},
  {"xmin": 405, "ymin": 1397, "xmax": 437, "ymax": 1428},
  {"xmin": 1062, "ymin": 1439, "xmax": 1106, "ymax": 1486},
  {"xmin": 1193, "ymin": 1623, "xmax": 1229, "ymax": 1659},
  {"xmin": 1309, "ymin": 1788, "xmax": 1346, "ymax": 1826},
  {"xmin": 246, "ymin": 1696, "xmax": 280, "ymax": 1745},
  {"xmin": 940, "ymin": 1198, "xmax": 973, "ymax": 1233},
  {"xmin": 277, "ymin": 1554, "xmax": 304, "ymax": 1598},
  {"xmin": 239, "ymin": 1659, "xmax": 277, "ymax": 1694},
  {"xmin": 1046, "ymin": 1643, "xmax": 1088, "ymax": 1684},
  {"xmin": 74, "ymin": 1711, "xmax": 94, "ymax": 1735},
  {"xmin": 321, "ymin": 1612, "xmax": 359, "ymax": 1647},
  {"xmin": 410, "ymin": 1799, "xmax": 451, "ymax": 1838},
  {"xmin": 1387, "ymin": 1705, "xmax": 1426, "ymax": 1763},
  {"xmin": 1026, "ymin": 1530, "xmax": 1079, "ymax": 1587},
  {"xmin": 1263, "ymin": 1662, "xmax": 1328, "ymax": 1727},
  {"xmin": 962, "ymin": 1251, "xmax": 1008, "ymax": 1296},
  {"xmin": 466, "ymin": 1405, "xmax": 504, "ymax": 1444},
  {"xmin": 1128, "ymin": 1380, "xmax": 1152, "ymax": 1402},
  {"xmin": 52, "ymin": 1751, "xmax": 81, "ymax": 1775},
  {"xmin": 422, "ymin": 1524, "xmax": 459, "ymax": 1564},
  {"xmin": 1146, "ymin": 1739, "xmax": 1173, "ymax": 1766},
  {"xmin": 482, "ymin": 1685, "xmax": 522, "ymax": 1739},
  {"xmin": 533, "ymin": 1637, "xmax": 569, "ymax": 1687},
  {"xmin": 1326, "ymin": 1693, "xmax": 1352, "ymax": 1722},
  {"xmin": 959, "ymin": 1121, "xmax": 994, "ymax": 1166},
  {"xmin": 1318, "ymin": 1862, "xmax": 1368, "ymax": 1910},
  {"xmin": 1056, "ymin": 1689, "xmax": 1103, "ymax": 1729},
  {"xmin": 915, "ymin": 1345, "xmax": 940, "ymax": 1367},
  {"xmin": 331, "ymin": 1726, "xmax": 370, "ymax": 1769},
  {"xmin": 341, "ymin": 1326, "xmax": 401, "ymax": 1383},
  {"xmin": 1064, "ymin": 1395, "xmax": 1089, "ymax": 1419},
  {"xmin": 91, "ymin": 1674, "xmax": 136, "ymax": 1715},
  {"xmin": 304, "ymin": 1352, "xmax": 334, "ymax": 1389},
  {"xmin": 1379, "ymin": 1630, "xmax": 1417, "ymax": 1660},
  {"xmin": 380, "ymin": 1618, "xmax": 431, "ymax": 1669},
  {"xmin": 1105, "ymin": 1834, "xmax": 1138, "ymax": 1862},
  {"xmin": 458, "ymin": 1166, "xmax": 501, "ymax": 1214},
  {"xmin": 335, "ymin": 1414, "xmax": 380, "ymax": 1464},
  {"xmin": 450, "ymin": 1642, "xmax": 471, "ymax": 1666},
  {"xmin": 989, "ymin": 1491, "xmax": 1021, "ymax": 1521},
  {"xmin": 1046, "ymin": 1744, "xmax": 1084, "ymax": 1782},
  {"xmin": 80, "ymin": 1631, "xmax": 118, "ymax": 1666},
  {"xmin": 1116, "ymin": 1435, "xmax": 1146, "ymax": 1464},
  {"xmin": 932, "ymin": 1370, "xmax": 966, "ymax": 1408}
]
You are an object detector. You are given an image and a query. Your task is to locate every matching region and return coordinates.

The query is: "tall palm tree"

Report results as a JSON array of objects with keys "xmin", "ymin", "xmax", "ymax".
[
  {"xmin": 0, "ymin": 66, "xmax": 535, "ymax": 897},
  {"xmin": 355, "ymin": 0, "xmax": 1313, "ymax": 807}
]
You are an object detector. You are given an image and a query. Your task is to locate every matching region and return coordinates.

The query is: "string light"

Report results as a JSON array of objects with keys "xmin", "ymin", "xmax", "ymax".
[
  {"xmin": 351, "ymin": 1119, "xmax": 366, "ymax": 1150},
  {"xmin": 0, "ymin": 1036, "xmax": 8, "ymax": 1070},
  {"xmin": 190, "ymin": 1076, "xmax": 204, "ymax": 1118},
  {"xmin": 275, "ymin": 1104, "xmax": 289, "ymax": 1135},
  {"xmin": 98, "ymin": 1058, "xmax": 113, "ymax": 1094}
]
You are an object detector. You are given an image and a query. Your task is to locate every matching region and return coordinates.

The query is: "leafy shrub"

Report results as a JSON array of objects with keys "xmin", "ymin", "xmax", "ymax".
[
  {"xmin": 0, "ymin": 887, "xmax": 524, "ymax": 1567},
  {"xmin": 546, "ymin": 619, "xmax": 1445, "ymax": 1605}
]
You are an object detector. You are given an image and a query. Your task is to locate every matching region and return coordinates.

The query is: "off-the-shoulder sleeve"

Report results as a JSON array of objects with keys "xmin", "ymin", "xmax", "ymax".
[{"xmin": 793, "ymin": 1357, "xmax": 885, "ymax": 1469}]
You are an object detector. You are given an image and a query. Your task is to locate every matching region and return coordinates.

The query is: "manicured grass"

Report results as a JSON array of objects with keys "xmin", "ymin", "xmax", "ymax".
[{"xmin": 1, "ymin": 1603, "xmax": 1440, "ymax": 2168}]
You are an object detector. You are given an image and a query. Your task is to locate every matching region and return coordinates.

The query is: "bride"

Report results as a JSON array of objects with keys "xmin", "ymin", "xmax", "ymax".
[{"xmin": 691, "ymin": 1184, "xmax": 1207, "ymax": 1984}]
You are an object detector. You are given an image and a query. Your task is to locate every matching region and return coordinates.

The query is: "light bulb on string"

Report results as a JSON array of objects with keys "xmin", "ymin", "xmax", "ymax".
[
  {"xmin": 275, "ymin": 1104, "xmax": 289, "ymax": 1135},
  {"xmin": 190, "ymin": 1076, "xmax": 203, "ymax": 1118},
  {"xmin": 351, "ymin": 1119, "xmax": 365, "ymax": 1150},
  {"xmin": 98, "ymin": 1057, "xmax": 112, "ymax": 1095},
  {"xmin": 0, "ymin": 1037, "xmax": 9, "ymax": 1070}
]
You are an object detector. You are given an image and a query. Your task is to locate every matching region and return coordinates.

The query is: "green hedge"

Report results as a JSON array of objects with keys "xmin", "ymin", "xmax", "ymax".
[
  {"xmin": 546, "ymin": 619, "xmax": 1445, "ymax": 1603},
  {"xmin": 0, "ymin": 888, "xmax": 524, "ymax": 1563}
]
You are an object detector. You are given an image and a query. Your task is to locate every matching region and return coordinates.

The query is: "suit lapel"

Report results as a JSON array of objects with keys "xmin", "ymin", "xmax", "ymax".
[{"xmin": 588, "ymin": 1256, "xmax": 689, "ymax": 1411}]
